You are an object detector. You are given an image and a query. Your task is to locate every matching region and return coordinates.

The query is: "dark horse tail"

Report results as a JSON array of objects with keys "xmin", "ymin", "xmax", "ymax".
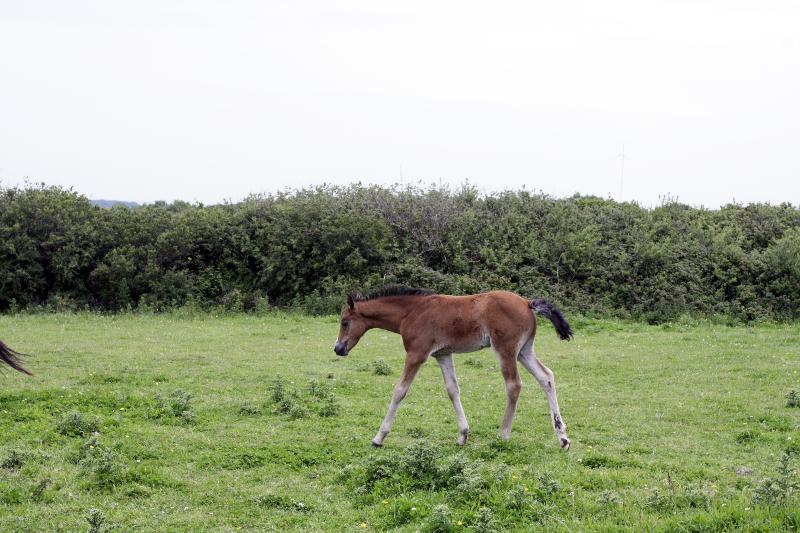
[
  {"xmin": 0, "ymin": 340, "xmax": 32, "ymax": 375},
  {"xmin": 530, "ymin": 299, "xmax": 573, "ymax": 341}
]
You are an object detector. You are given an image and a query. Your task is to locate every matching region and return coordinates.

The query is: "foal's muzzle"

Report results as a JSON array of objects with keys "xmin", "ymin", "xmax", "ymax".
[{"xmin": 334, "ymin": 341, "xmax": 348, "ymax": 357}]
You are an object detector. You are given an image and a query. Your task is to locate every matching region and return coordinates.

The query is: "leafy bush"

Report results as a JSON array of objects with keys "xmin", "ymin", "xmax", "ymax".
[
  {"xmin": 270, "ymin": 377, "xmax": 288, "ymax": 404},
  {"xmin": 319, "ymin": 396, "xmax": 341, "ymax": 417},
  {"xmin": 373, "ymin": 360, "xmax": 392, "ymax": 376},
  {"xmin": 56, "ymin": 411, "xmax": 100, "ymax": 437},
  {"xmin": 401, "ymin": 439, "xmax": 440, "ymax": 480},
  {"xmin": 0, "ymin": 449, "xmax": 25, "ymax": 470},
  {"xmin": 753, "ymin": 453, "xmax": 799, "ymax": 507},
  {"xmin": 269, "ymin": 376, "xmax": 341, "ymax": 419},
  {"xmin": 154, "ymin": 390, "xmax": 196, "ymax": 424},
  {"xmin": 536, "ymin": 472, "xmax": 561, "ymax": 500},
  {"xmin": 423, "ymin": 504, "xmax": 455, "ymax": 533},
  {"xmin": 2, "ymin": 183, "xmax": 799, "ymax": 320},
  {"xmin": 237, "ymin": 402, "xmax": 262, "ymax": 416},
  {"xmin": 86, "ymin": 508, "xmax": 109, "ymax": 533},
  {"xmin": 787, "ymin": 390, "xmax": 799, "ymax": 408},
  {"xmin": 252, "ymin": 493, "xmax": 311, "ymax": 512},
  {"xmin": 78, "ymin": 438, "xmax": 126, "ymax": 491},
  {"xmin": 472, "ymin": 507, "xmax": 497, "ymax": 533}
]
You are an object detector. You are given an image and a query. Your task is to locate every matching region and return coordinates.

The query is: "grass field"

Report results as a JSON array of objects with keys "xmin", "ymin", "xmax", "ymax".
[{"xmin": 1, "ymin": 313, "xmax": 799, "ymax": 531}]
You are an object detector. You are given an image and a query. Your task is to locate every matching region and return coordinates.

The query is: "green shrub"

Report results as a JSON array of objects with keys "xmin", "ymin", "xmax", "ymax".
[
  {"xmin": 270, "ymin": 377, "xmax": 288, "ymax": 404},
  {"xmin": 79, "ymin": 441, "xmax": 125, "ymax": 491},
  {"xmin": 536, "ymin": 472, "xmax": 561, "ymax": 500},
  {"xmin": 361, "ymin": 452, "xmax": 401, "ymax": 489},
  {"xmin": 86, "ymin": 508, "xmax": 109, "ymax": 533},
  {"xmin": 423, "ymin": 503, "xmax": 455, "ymax": 533},
  {"xmin": 402, "ymin": 439, "xmax": 440, "ymax": 480},
  {"xmin": 56, "ymin": 411, "xmax": 100, "ymax": 437},
  {"xmin": 0, "ymin": 449, "xmax": 25, "ymax": 470},
  {"xmin": 753, "ymin": 453, "xmax": 799, "ymax": 507},
  {"xmin": 472, "ymin": 507, "xmax": 497, "ymax": 533},
  {"xmin": 4, "ymin": 182, "xmax": 799, "ymax": 320},
  {"xmin": 154, "ymin": 390, "xmax": 196, "ymax": 424},
  {"xmin": 373, "ymin": 360, "xmax": 392, "ymax": 376},
  {"xmin": 237, "ymin": 402, "xmax": 262, "ymax": 416},
  {"xmin": 319, "ymin": 396, "xmax": 341, "ymax": 417},
  {"xmin": 787, "ymin": 390, "xmax": 799, "ymax": 408}
]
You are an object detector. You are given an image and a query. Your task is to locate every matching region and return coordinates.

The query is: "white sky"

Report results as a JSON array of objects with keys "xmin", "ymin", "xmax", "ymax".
[{"xmin": 1, "ymin": 1, "xmax": 798, "ymax": 207}]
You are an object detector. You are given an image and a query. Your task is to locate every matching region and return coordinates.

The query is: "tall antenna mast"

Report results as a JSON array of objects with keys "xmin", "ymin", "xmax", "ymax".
[{"xmin": 617, "ymin": 144, "xmax": 626, "ymax": 201}]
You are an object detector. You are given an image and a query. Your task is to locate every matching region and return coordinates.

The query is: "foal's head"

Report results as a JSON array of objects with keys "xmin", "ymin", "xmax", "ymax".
[{"xmin": 334, "ymin": 293, "xmax": 367, "ymax": 356}]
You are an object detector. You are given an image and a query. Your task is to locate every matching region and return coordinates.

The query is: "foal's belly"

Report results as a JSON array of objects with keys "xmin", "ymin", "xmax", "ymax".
[{"xmin": 434, "ymin": 332, "xmax": 491, "ymax": 356}]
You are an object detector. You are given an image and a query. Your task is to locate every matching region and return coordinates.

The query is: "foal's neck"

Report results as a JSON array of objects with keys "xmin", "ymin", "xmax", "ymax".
[{"xmin": 360, "ymin": 297, "xmax": 422, "ymax": 334}]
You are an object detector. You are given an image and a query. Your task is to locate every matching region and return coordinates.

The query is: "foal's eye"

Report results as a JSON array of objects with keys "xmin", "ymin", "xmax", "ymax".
[{"xmin": 341, "ymin": 320, "xmax": 349, "ymax": 328}]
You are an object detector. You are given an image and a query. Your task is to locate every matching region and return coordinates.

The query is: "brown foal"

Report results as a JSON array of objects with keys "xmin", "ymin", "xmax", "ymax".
[{"xmin": 334, "ymin": 286, "xmax": 573, "ymax": 449}]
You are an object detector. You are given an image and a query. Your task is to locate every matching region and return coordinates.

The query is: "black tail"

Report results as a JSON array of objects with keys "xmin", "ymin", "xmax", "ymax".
[
  {"xmin": 0, "ymin": 340, "xmax": 32, "ymax": 375},
  {"xmin": 530, "ymin": 299, "xmax": 573, "ymax": 341}
]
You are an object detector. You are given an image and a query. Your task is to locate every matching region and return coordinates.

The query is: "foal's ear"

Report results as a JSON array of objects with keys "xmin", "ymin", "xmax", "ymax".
[{"xmin": 347, "ymin": 292, "xmax": 363, "ymax": 310}]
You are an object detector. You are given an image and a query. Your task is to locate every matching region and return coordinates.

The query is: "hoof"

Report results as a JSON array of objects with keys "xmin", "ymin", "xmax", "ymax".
[
  {"xmin": 457, "ymin": 430, "xmax": 469, "ymax": 446},
  {"xmin": 371, "ymin": 439, "xmax": 383, "ymax": 448},
  {"xmin": 560, "ymin": 437, "xmax": 571, "ymax": 451}
]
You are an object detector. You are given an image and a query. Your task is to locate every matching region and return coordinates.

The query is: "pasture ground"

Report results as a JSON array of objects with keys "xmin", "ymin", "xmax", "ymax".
[{"xmin": 1, "ymin": 313, "xmax": 799, "ymax": 531}]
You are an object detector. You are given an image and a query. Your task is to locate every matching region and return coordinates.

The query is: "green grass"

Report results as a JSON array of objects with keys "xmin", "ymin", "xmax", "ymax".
[{"xmin": 1, "ymin": 313, "xmax": 799, "ymax": 531}]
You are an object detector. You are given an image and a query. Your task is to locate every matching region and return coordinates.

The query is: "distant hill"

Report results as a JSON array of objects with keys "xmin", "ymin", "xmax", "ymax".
[{"xmin": 91, "ymin": 199, "xmax": 141, "ymax": 209}]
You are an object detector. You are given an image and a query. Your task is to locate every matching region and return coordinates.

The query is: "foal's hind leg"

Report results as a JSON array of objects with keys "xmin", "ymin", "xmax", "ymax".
[
  {"xmin": 495, "ymin": 343, "xmax": 522, "ymax": 440},
  {"xmin": 518, "ymin": 340, "xmax": 570, "ymax": 450},
  {"xmin": 435, "ymin": 354, "xmax": 469, "ymax": 445}
]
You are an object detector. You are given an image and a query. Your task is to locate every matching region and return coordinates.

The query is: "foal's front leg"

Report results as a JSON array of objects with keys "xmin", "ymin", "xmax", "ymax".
[{"xmin": 372, "ymin": 354, "xmax": 425, "ymax": 447}]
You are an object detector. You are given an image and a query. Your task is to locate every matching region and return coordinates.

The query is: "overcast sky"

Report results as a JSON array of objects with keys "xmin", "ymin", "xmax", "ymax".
[{"xmin": 1, "ymin": 1, "xmax": 798, "ymax": 207}]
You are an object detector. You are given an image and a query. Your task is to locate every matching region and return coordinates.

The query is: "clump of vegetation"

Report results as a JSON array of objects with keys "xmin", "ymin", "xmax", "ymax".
[
  {"xmin": 645, "ymin": 483, "xmax": 711, "ymax": 512},
  {"xmin": 505, "ymin": 485, "xmax": 533, "ymax": 510},
  {"xmin": 29, "ymin": 478, "xmax": 51, "ymax": 502},
  {"xmin": 472, "ymin": 507, "xmax": 497, "ymax": 533},
  {"xmin": 753, "ymin": 453, "xmax": 799, "ymax": 507},
  {"xmin": 285, "ymin": 403, "xmax": 310, "ymax": 420},
  {"xmin": 423, "ymin": 503, "xmax": 454, "ymax": 533},
  {"xmin": 358, "ymin": 452, "xmax": 401, "ymax": 491},
  {"xmin": 318, "ymin": 395, "xmax": 341, "ymax": 417},
  {"xmin": 270, "ymin": 377, "xmax": 289, "ymax": 404},
  {"xmin": 445, "ymin": 456, "xmax": 488, "ymax": 500},
  {"xmin": 463, "ymin": 358, "xmax": 484, "ymax": 368},
  {"xmin": 373, "ymin": 359, "xmax": 392, "ymax": 375},
  {"xmin": 78, "ymin": 437, "xmax": 125, "ymax": 491},
  {"xmin": 268, "ymin": 376, "xmax": 342, "ymax": 419},
  {"xmin": 401, "ymin": 439, "xmax": 441, "ymax": 480},
  {"xmin": 271, "ymin": 380, "xmax": 307, "ymax": 419},
  {"xmin": 237, "ymin": 401, "xmax": 262, "ymax": 416},
  {"xmin": 86, "ymin": 508, "xmax": 110, "ymax": 533},
  {"xmin": 735, "ymin": 429, "xmax": 761, "ymax": 444},
  {"xmin": 56, "ymin": 411, "xmax": 100, "ymax": 437},
  {"xmin": 1, "ymin": 449, "xmax": 25, "ymax": 470},
  {"xmin": 787, "ymin": 389, "xmax": 799, "ymax": 408},
  {"xmin": 343, "ymin": 440, "xmax": 504, "ymax": 501},
  {"xmin": 155, "ymin": 390, "xmax": 196, "ymax": 424},
  {"xmin": 597, "ymin": 490, "xmax": 623, "ymax": 507},
  {"xmin": 536, "ymin": 472, "xmax": 561, "ymax": 501},
  {"xmin": 252, "ymin": 493, "xmax": 311, "ymax": 512},
  {"xmin": 308, "ymin": 379, "xmax": 331, "ymax": 399}
]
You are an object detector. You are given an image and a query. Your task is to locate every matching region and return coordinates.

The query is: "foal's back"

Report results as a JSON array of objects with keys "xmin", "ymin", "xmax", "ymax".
[{"xmin": 401, "ymin": 291, "xmax": 535, "ymax": 355}]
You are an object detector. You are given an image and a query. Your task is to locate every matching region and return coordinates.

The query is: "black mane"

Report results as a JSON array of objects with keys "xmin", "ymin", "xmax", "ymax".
[{"xmin": 355, "ymin": 285, "xmax": 435, "ymax": 302}]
